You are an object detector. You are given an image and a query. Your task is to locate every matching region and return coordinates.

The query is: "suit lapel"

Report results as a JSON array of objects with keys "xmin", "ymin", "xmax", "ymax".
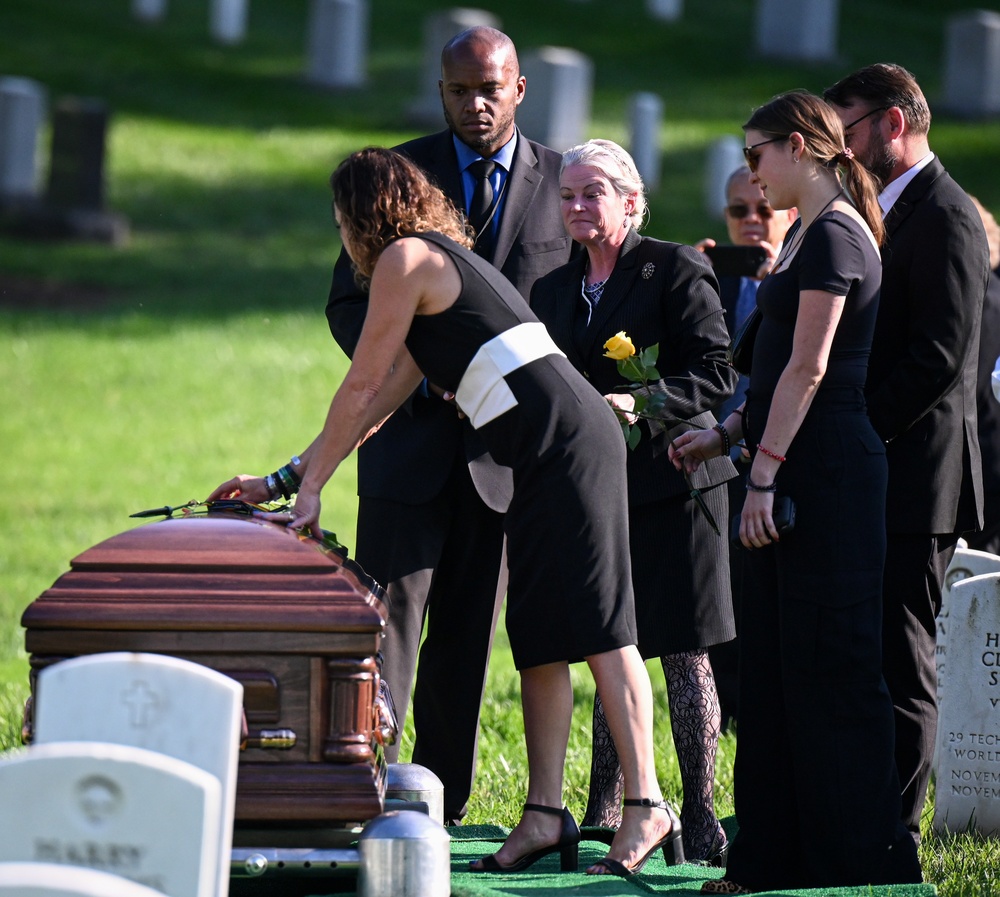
[
  {"xmin": 583, "ymin": 228, "xmax": 644, "ymax": 357},
  {"xmin": 406, "ymin": 131, "xmax": 465, "ymax": 208},
  {"xmin": 884, "ymin": 157, "xmax": 944, "ymax": 241},
  {"xmin": 544, "ymin": 255, "xmax": 587, "ymax": 369},
  {"xmin": 493, "ymin": 132, "xmax": 541, "ymax": 268}
]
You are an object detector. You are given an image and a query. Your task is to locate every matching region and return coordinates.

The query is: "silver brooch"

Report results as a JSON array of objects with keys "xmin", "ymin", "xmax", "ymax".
[{"xmin": 642, "ymin": 262, "xmax": 655, "ymax": 280}]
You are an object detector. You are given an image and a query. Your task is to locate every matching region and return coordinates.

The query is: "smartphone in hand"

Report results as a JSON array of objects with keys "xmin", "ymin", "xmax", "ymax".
[{"xmin": 704, "ymin": 244, "xmax": 769, "ymax": 278}]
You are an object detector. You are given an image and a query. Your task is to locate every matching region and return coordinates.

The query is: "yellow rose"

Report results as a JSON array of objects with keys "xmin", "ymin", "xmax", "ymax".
[{"xmin": 603, "ymin": 331, "xmax": 636, "ymax": 360}]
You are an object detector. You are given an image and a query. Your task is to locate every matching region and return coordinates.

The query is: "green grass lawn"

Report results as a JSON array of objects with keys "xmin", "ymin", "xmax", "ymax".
[{"xmin": 3, "ymin": 0, "xmax": 1000, "ymax": 893}]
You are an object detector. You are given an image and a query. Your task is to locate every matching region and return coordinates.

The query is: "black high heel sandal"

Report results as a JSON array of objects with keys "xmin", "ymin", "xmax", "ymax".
[
  {"xmin": 586, "ymin": 797, "xmax": 685, "ymax": 877},
  {"xmin": 470, "ymin": 803, "xmax": 581, "ymax": 873}
]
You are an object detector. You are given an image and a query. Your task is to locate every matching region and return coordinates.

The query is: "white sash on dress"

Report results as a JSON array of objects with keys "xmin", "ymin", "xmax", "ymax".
[{"xmin": 456, "ymin": 322, "xmax": 566, "ymax": 429}]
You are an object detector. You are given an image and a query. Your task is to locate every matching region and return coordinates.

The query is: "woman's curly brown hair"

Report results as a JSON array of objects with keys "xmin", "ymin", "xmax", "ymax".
[{"xmin": 330, "ymin": 147, "xmax": 474, "ymax": 287}]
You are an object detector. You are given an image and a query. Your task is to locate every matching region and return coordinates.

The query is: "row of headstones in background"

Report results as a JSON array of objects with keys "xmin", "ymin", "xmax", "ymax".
[
  {"xmin": 133, "ymin": 0, "xmax": 249, "ymax": 45},
  {"xmin": 404, "ymin": 6, "xmax": 664, "ymax": 183},
  {"xmin": 0, "ymin": 78, "xmax": 128, "ymax": 243},
  {"xmin": 133, "ymin": 0, "xmax": 1000, "ymax": 121},
  {"xmin": 403, "ymin": 8, "xmax": 594, "ymax": 153},
  {"xmin": 932, "ymin": 559, "xmax": 1000, "ymax": 837}
]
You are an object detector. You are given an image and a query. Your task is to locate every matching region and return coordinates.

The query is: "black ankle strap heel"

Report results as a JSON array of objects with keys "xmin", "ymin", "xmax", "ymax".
[
  {"xmin": 624, "ymin": 797, "xmax": 686, "ymax": 867},
  {"xmin": 471, "ymin": 803, "xmax": 581, "ymax": 873}
]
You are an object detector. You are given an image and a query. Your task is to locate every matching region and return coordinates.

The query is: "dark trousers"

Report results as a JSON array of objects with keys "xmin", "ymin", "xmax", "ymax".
[
  {"xmin": 355, "ymin": 454, "xmax": 506, "ymax": 822},
  {"xmin": 881, "ymin": 532, "xmax": 958, "ymax": 837},
  {"xmin": 726, "ymin": 402, "xmax": 920, "ymax": 890}
]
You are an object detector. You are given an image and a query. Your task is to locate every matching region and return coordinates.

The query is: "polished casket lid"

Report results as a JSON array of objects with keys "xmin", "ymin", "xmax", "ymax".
[{"xmin": 21, "ymin": 514, "xmax": 387, "ymax": 633}]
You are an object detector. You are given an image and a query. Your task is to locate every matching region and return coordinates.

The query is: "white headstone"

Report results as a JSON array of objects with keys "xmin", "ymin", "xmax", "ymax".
[
  {"xmin": 943, "ymin": 10, "xmax": 1000, "ymax": 118},
  {"xmin": 33, "ymin": 653, "xmax": 243, "ymax": 897},
  {"xmin": 131, "ymin": 0, "xmax": 167, "ymax": 23},
  {"xmin": 0, "ymin": 742, "xmax": 221, "ymax": 897},
  {"xmin": 517, "ymin": 47, "xmax": 593, "ymax": 152},
  {"xmin": 933, "ymin": 572, "xmax": 1000, "ymax": 836},
  {"xmin": 0, "ymin": 77, "xmax": 46, "ymax": 200},
  {"xmin": 647, "ymin": 0, "xmax": 683, "ymax": 21},
  {"xmin": 705, "ymin": 137, "xmax": 746, "ymax": 221},
  {"xmin": 754, "ymin": 0, "xmax": 838, "ymax": 63},
  {"xmin": 210, "ymin": 0, "xmax": 248, "ymax": 45},
  {"xmin": 934, "ymin": 546, "xmax": 1000, "ymax": 765},
  {"xmin": 407, "ymin": 8, "xmax": 502, "ymax": 127},
  {"xmin": 629, "ymin": 92, "xmax": 663, "ymax": 192},
  {"xmin": 0, "ymin": 862, "xmax": 169, "ymax": 897},
  {"xmin": 305, "ymin": 0, "xmax": 369, "ymax": 89},
  {"xmin": 937, "ymin": 546, "xmax": 1000, "ymax": 693}
]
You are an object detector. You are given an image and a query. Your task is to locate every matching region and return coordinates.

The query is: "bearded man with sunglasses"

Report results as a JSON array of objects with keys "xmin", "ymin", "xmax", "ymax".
[{"xmin": 824, "ymin": 63, "xmax": 989, "ymax": 844}]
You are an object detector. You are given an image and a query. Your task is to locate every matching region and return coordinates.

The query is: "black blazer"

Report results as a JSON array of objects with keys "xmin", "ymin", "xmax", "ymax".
[
  {"xmin": 531, "ymin": 229, "xmax": 738, "ymax": 507},
  {"xmin": 977, "ymin": 272, "xmax": 1000, "ymax": 498},
  {"xmin": 325, "ymin": 128, "xmax": 575, "ymax": 510},
  {"xmin": 868, "ymin": 157, "xmax": 989, "ymax": 534}
]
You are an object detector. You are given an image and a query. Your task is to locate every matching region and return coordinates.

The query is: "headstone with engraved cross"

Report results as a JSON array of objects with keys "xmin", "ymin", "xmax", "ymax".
[
  {"xmin": 0, "ymin": 742, "xmax": 221, "ymax": 897},
  {"xmin": 33, "ymin": 653, "xmax": 243, "ymax": 897}
]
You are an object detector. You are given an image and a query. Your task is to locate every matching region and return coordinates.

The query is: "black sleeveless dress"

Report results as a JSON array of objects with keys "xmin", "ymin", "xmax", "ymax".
[{"xmin": 404, "ymin": 232, "xmax": 637, "ymax": 669}]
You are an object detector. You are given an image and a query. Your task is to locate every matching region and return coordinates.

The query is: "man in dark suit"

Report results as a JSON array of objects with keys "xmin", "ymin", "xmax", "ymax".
[
  {"xmin": 696, "ymin": 166, "xmax": 796, "ymax": 731},
  {"xmin": 326, "ymin": 26, "xmax": 575, "ymax": 824},
  {"xmin": 824, "ymin": 63, "xmax": 989, "ymax": 842}
]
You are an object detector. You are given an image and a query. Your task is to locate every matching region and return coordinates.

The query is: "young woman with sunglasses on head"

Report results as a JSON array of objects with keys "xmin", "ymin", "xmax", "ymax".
[{"xmin": 671, "ymin": 91, "xmax": 922, "ymax": 893}]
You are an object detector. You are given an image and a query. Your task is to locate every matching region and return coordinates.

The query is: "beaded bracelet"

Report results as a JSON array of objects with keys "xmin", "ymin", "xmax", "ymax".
[
  {"xmin": 746, "ymin": 476, "xmax": 778, "ymax": 493},
  {"xmin": 756, "ymin": 444, "xmax": 787, "ymax": 463},
  {"xmin": 274, "ymin": 465, "xmax": 297, "ymax": 499},
  {"xmin": 713, "ymin": 423, "xmax": 731, "ymax": 456}
]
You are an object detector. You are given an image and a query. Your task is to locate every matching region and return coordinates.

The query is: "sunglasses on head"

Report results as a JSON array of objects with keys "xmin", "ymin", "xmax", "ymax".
[
  {"xmin": 726, "ymin": 202, "xmax": 774, "ymax": 220},
  {"xmin": 743, "ymin": 135, "xmax": 787, "ymax": 173}
]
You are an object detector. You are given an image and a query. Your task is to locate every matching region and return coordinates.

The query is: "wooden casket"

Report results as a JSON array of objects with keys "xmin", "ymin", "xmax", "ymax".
[{"xmin": 20, "ymin": 510, "xmax": 392, "ymax": 845}]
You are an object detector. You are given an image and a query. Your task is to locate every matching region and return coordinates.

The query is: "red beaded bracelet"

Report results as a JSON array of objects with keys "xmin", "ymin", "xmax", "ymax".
[{"xmin": 756, "ymin": 444, "xmax": 787, "ymax": 463}]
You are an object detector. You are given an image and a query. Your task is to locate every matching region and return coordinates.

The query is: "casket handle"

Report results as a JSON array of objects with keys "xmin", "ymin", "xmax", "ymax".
[{"xmin": 374, "ymin": 678, "xmax": 398, "ymax": 747}]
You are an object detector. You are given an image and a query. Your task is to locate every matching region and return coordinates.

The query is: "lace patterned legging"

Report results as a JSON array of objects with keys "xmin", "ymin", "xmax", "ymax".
[{"xmin": 582, "ymin": 648, "xmax": 724, "ymax": 860}]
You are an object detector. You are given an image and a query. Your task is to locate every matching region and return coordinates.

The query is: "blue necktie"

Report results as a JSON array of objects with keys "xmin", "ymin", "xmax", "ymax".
[{"xmin": 735, "ymin": 276, "xmax": 759, "ymax": 329}]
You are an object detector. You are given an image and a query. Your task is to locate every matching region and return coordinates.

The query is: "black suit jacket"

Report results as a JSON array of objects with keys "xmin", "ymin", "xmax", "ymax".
[
  {"xmin": 978, "ymin": 272, "xmax": 1000, "ymax": 498},
  {"xmin": 868, "ymin": 157, "xmax": 989, "ymax": 534},
  {"xmin": 531, "ymin": 229, "xmax": 738, "ymax": 507},
  {"xmin": 326, "ymin": 128, "xmax": 575, "ymax": 510}
]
